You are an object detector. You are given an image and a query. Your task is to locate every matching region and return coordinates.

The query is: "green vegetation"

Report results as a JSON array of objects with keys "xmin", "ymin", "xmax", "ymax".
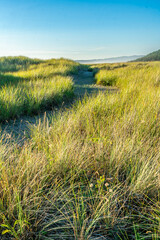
[
  {"xmin": 135, "ymin": 49, "xmax": 160, "ymax": 61},
  {"xmin": 0, "ymin": 60, "xmax": 160, "ymax": 239},
  {"xmin": 0, "ymin": 56, "xmax": 42, "ymax": 72},
  {"xmin": 95, "ymin": 69, "xmax": 118, "ymax": 86},
  {"xmin": 0, "ymin": 58, "xmax": 79, "ymax": 121}
]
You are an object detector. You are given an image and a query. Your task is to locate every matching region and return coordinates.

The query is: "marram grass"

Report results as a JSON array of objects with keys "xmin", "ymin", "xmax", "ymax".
[
  {"xmin": 0, "ymin": 58, "xmax": 79, "ymax": 122},
  {"xmin": 0, "ymin": 61, "xmax": 160, "ymax": 239}
]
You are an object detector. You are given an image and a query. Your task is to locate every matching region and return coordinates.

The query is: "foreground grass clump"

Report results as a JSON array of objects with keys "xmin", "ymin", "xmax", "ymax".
[
  {"xmin": 0, "ymin": 58, "xmax": 79, "ymax": 121},
  {"xmin": 0, "ymin": 62, "xmax": 160, "ymax": 239},
  {"xmin": 0, "ymin": 76, "xmax": 73, "ymax": 121}
]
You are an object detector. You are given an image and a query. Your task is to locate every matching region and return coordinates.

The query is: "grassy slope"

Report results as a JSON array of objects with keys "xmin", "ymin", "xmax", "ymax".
[
  {"xmin": 135, "ymin": 49, "xmax": 160, "ymax": 61},
  {"xmin": 0, "ymin": 61, "xmax": 160, "ymax": 239},
  {"xmin": 0, "ymin": 58, "xmax": 79, "ymax": 121},
  {"xmin": 0, "ymin": 56, "xmax": 42, "ymax": 72}
]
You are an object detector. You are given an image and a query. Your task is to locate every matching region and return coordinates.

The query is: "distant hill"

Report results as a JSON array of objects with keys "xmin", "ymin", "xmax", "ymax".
[
  {"xmin": 135, "ymin": 49, "xmax": 160, "ymax": 61},
  {"xmin": 76, "ymin": 55, "xmax": 144, "ymax": 64}
]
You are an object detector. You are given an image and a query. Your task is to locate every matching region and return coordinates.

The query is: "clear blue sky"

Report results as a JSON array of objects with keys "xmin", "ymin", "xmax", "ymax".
[{"xmin": 0, "ymin": 0, "xmax": 160, "ymax": 59}]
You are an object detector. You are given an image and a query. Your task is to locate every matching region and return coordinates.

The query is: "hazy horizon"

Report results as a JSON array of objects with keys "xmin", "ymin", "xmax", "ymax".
[{"xmin": 0, "ymin": 53, "xmax": 144, "ymax": 61}]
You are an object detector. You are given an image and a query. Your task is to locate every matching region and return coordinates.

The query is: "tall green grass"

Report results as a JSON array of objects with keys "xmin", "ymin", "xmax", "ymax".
[
  {"xmin": 0, "ymin": 58, "xmax": 79, "ymax": 121},
  {"xmin": 0, "ymin": 56, "xmax": 42, "ymax": 72},
  {"xmin": 0, "ymin": 61, "xmax": 160, "ymax": 239}
]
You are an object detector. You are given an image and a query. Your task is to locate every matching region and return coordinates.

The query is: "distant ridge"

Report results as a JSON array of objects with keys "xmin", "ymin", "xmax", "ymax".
[
  {"xmin": 76, "ymin": 55, "xmax": 144, "ymax": 64},
  {"xmin": 135, "ymin": 49, "xmax": 160, "ymax": 61}
]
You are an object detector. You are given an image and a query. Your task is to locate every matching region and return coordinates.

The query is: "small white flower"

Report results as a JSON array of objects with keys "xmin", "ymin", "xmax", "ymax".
[{"xmin": 105, "ymin": 182, "xmax": 109, "ymax": 187}]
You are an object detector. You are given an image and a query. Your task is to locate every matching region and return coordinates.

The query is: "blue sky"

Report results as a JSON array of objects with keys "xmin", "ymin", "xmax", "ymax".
[{"xmin": 0, "ymin": 0, "xmax": 160, "ymax": 59}]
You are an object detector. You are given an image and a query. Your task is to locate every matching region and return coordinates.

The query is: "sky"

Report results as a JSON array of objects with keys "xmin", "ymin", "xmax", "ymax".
[{"xmin": 0, "ymin": 0, "xmax": 160, "ymax": 60}]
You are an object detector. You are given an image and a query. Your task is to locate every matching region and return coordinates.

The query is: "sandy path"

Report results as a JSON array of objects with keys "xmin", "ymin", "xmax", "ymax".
[
  {"xmin": 73, "ymin": 70, "xmax": 116, "ymax": 97},
  {"xmin": 1, "ymin": 70, "xmax": 117, "ymax": 144}
]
